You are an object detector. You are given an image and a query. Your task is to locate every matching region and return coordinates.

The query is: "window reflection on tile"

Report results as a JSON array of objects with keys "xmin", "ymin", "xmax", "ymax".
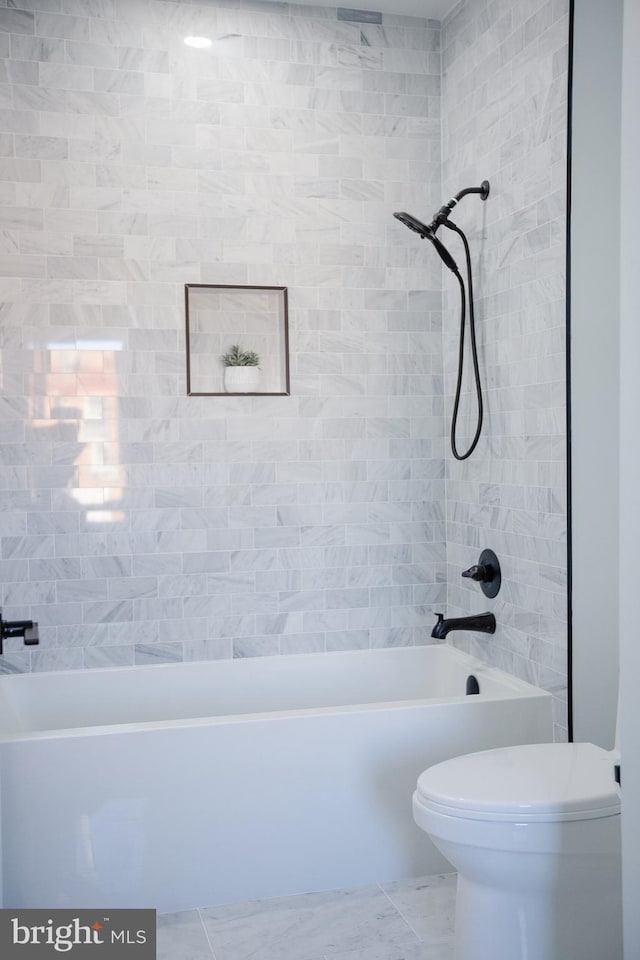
[{"xmin": 26, "ymin": 341, "xmax": 126, "ymax": 527}]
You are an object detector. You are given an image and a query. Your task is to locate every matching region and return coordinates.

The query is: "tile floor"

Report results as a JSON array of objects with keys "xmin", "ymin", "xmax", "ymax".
[{"xmin": 156, "ymin": 874, "xmax": 456, "ymax": 960}]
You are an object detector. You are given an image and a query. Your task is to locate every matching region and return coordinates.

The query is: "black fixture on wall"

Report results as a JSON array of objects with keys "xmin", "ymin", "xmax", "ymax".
[
  {"xmin": 0, "ymin": 609, "xmax": 39, "ymax": 657},
  {"xmin": 431, "ymin": 611, "xmax": 496, "ymax": 640},
  {"xmin": 393, "ymin": 181, "xmax": 490, "ymax": 460},
  {"xmin": 462, "ymin": 549, "xmax": 502, "ymax": 599}
]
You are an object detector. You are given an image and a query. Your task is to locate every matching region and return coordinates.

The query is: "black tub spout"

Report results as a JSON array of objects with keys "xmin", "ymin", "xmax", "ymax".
[{"xmin": 431, "ymin": 611, "xmax": 496, "ymax": 640}]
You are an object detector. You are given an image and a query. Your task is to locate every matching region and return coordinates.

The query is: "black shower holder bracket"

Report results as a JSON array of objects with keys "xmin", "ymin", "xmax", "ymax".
[{"xmin": 461, "ymin": 548, "xmax": 501, "ymax": 599}]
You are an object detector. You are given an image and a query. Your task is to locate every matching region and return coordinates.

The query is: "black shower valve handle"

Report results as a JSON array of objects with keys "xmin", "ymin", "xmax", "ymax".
[
  {"xmin": 460, "ymin": 549, "xmax": 502, "ymax": 599},
  {"xmin": 462, "ymin": 563, "xmax": 493, "ymax": 584}
]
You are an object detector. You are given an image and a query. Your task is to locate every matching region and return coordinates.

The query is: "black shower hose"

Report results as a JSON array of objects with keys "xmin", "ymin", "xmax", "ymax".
[{"xmin": 442, "ymin": 220, "xmax": 484, "ymax": 461}]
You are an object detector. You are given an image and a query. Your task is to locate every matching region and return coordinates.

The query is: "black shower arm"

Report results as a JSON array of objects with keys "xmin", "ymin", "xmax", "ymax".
[
  {"xmin": 429, "ymin": 180, "xmax": 490, "ymax": 233},
  {"xmin": 454, "ymin": 183, "xmax": 490, "ymax": 202}
]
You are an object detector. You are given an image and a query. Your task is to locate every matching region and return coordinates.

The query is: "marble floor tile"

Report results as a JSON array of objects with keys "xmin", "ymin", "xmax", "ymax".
[
  {"xmin": 327, "ymin": 939, "xmax": 454, "ymax": 960},
  {"xmin": 380, "ymin": 875, "xmax": 456, "ymax": 944},
  {"xmin": 200, "ymin": 884, "xmax": 421, "ymax": 960},
  {"xmin": 156, "ymin": 875, "xmax": 456, "ymax": 960},
  {"xmin": 157, "ymin": 909, "xmax": 215, "ymax": 960}
]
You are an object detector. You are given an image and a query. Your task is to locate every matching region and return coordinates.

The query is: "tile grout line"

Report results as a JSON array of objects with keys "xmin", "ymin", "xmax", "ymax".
[
  {"xmin": 197, "ymin": 908, "xmax": 219, "ymax": 960},
  {"xmin": 376, "ymin": 883, "xmax": 425, "ymax": 945}
]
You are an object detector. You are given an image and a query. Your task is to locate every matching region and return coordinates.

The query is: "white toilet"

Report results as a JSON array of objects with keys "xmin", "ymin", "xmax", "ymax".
[{"xmin": 413, "ymin": 741, "xmax": 622, "ymax": 960}]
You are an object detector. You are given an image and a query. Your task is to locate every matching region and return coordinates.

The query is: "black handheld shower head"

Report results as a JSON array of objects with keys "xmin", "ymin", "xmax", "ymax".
[
  {"xmin": 393, "ymin": 180, "xmax": 490, "ymax": 462},
  {"xmin": 393, "ymin": 211, "xmax": 431, "ymax": 237},
  {"xmin": 393, "ymin": 212, "xmax": 460, "ymax": 275},
  {"xmin": 426, "ymin": 233, "xmax": 460, "ymax": 275}
]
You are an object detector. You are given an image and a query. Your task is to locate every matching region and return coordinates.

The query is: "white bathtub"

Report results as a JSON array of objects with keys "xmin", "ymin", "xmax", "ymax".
[{"xmin": 0, "ymin": 645, "xmax": 552, "ymax": 913}]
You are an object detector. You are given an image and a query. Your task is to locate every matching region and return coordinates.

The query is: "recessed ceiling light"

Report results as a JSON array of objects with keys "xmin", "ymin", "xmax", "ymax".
[{"xmin": 184, "ymin": 36, "xmax": 212, "ymax": 48}]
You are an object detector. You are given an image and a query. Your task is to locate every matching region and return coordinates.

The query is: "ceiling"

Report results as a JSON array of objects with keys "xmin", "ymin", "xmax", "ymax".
[{"xmin": 295, "ymin": 0, "xmax": 456, "ymax": 21}]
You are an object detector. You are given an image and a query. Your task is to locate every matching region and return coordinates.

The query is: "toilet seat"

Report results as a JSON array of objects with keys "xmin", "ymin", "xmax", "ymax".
[{"xmin": 416, "ymin": 742, "xmax": 621, "ymax": 823}]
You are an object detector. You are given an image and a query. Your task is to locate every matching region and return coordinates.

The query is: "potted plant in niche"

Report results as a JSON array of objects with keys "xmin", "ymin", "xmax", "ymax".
[{"xmin": 222, "ymin": 343, "xmax": 261, "ymax": 393}]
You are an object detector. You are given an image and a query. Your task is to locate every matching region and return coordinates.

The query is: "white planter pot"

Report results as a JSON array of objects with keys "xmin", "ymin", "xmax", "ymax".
[{"xmin": 224, "ymin": 366, "xmax": 260, "ymax": 393}]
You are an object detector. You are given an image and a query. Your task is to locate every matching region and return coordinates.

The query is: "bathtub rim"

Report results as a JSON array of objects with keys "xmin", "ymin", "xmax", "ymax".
[
  {"xmin": 0, "ymin": 692, "xmax": 554, "ymax": 744},
  {"xmin": 0, "ymin": 644, "xmax": 552, "ymax": 743}
]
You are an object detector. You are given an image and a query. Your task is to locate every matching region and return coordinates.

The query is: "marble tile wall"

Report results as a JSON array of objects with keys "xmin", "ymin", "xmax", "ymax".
[
  {"xmin": 440, "ymin": 0, "xmax": 569, "ymax": 738},
  {"xmin": 0, "ymin": 0, "xmax": 447, "ymax": 672}
]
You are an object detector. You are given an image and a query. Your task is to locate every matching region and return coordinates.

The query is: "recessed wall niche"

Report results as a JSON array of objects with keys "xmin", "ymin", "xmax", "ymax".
[{"xmin": 185, "ymin": 284, "xmax": 290, "ymax": 396}]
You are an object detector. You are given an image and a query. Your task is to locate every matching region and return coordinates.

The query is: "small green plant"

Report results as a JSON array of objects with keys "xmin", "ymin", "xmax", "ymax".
[{"xmin": 222, "ymin": 344, "xmax": 260, "ymax": 367}]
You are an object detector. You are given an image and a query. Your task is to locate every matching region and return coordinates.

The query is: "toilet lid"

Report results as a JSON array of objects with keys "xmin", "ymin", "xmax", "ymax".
[{"xmin": 416, "ymin": 743, "xmax": 621, "ymax": 822}]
